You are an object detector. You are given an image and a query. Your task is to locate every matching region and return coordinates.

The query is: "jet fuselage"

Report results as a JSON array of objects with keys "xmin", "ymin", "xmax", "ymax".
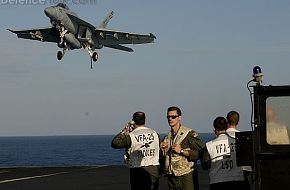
[{"xmin": 44, "ymin": 5, "xmax": 77, "ymax": 35}]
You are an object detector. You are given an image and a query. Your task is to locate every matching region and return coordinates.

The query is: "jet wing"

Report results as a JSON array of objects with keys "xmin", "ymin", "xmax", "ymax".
[
  {"xmin": 66, "ymin": 13, "xmax": 156, "ymax": 49},
  {"xmin": 8, "ymin": 27, "xmax": 60, "ymax": 43},
  {"xmin": 95, "ymin": 28, "xmax": 156, "ymax": 45}
]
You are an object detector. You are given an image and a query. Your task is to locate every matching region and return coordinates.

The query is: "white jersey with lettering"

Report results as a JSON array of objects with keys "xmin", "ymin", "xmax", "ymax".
[
  {"xmin": 206, "ymin": 133, "xmax": 245, "ymax": 184},
  {"xmin": 127, "ymin": 126, "xmax": 159, "ymax": 168}
]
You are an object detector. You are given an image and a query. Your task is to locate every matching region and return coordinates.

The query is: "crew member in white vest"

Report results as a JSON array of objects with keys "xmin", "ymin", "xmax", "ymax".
[
  {"xmin": 111, "ymin": 111, "xmax": 160, "ymax": 190},
  {"xmin": 160, "ymin": 106, "xmax": 208, "ymax": 190},
  {"xmin": 205, "ymin": 116, "xmax": 250, "ymax": 190},
  {"xmin": 226, "ymin": 110, "xmax": 252, "ymax": 175}
]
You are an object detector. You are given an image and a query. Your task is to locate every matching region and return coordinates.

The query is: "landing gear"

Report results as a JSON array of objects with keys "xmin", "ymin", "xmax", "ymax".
[
  {"xmin": 54, "ymin": 22, "xmax": 99, "ymax": 68},
  {"xmin": 89, "ymin": 52, "xmax": 98, "ymax": 69},
  {"xmin": 84, "ymin": 45, "xmax": 98, "ymax": 69},
  {"xmin": 92, "ymin": 52, "xmax": 98, "ymax": 62},
  {"xmin": 56, "ymin": 45, "xmax": 98, "ymax": 69},
  {"xmin": 57, "ymin": 51, "xmax": 63, "ymax": 60},
  {"xmin": 57, "ymin": 48, "xmax": 67, "ymax": 61}
]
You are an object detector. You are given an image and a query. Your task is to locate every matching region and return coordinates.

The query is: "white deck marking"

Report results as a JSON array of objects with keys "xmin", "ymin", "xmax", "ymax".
[
  {"xmin": 0, "ymin": 171, "xmax": 68, "ymax": 184},
  {"xmin": 0, "ymin": 166, "xmax": 108, "ymax": 184}
]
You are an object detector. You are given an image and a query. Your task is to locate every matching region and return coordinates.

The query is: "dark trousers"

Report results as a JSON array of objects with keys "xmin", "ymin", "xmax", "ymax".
[
  {"xmin": 210, "ymin": 180, "xmax": 251, "ymax": 190},
  {"xmin": 193, "ymin": 168, "xmax": 199, "ymax": 190},
  {"xmin": 167, "ymin": 171, "xmax": 194, "ymax": 190},
  {"xmin": 130, "ymin": 166, "xmax": 159, "ymax": 190}
]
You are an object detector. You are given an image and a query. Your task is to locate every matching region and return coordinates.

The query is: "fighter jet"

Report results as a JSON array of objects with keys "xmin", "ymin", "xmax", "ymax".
[{"xmin": 8, "ymin": 3, "xmax": 156, "ymax": 68}]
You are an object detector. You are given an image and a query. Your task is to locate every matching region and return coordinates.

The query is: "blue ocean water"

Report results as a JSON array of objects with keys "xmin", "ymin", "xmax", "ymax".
[{"xmin": 0, "ymin": 133, "xmax": 214, "ymax": 167}]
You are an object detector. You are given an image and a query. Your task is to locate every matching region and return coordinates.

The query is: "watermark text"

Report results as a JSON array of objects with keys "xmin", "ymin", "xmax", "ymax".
[{"xmin": 1, "ymin": 0, "xmax": 97, "ymax": 6}]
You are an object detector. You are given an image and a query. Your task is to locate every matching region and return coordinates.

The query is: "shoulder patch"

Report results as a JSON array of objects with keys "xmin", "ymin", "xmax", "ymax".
[{"xmin": 191, "ymin": 131, "xmax": 199, "ymax": 138}]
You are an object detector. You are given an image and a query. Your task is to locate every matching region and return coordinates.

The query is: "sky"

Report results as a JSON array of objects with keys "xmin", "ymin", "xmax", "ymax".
[{"xmin": 1, "ymin": 0, "xmax": 290, "ymax": 136}]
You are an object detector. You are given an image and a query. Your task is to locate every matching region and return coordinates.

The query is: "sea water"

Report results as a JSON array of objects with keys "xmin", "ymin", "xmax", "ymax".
[{"xmin": 0, "ymin": 134, "xmax": 214, "ymax": 167}]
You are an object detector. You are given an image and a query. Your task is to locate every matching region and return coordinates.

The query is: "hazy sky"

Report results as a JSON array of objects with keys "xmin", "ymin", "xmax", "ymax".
[{"xmin": 1, "ymin": 0, "xmax": 290, "ymax": 136}]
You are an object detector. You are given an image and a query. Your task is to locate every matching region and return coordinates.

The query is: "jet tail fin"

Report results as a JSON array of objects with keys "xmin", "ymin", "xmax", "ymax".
[{"xmin": 98, "ymin": 11, "xmax": 114, "ymax": 28}]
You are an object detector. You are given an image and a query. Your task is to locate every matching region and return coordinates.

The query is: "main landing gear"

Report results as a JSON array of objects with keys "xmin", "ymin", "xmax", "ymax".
[
  {"xmin": 85, "ymin": 46, "xmax": 98, "ymax": 69},
  {"xmin": 56, "ymin": 44, "xmax": 98, "ymax": 69},
  {"xmin": 57, "ymin": 50, "xmax": 65, "ymax": 60},
  {"xmin": 54, "ymin": 23, "xmax": 99, "ymax": 69}
]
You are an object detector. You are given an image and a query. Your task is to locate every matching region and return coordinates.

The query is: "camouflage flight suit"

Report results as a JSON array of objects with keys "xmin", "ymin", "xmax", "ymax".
[{"xmin": 160, "ymin": 125, "xmax": 209, "ymax": 190}]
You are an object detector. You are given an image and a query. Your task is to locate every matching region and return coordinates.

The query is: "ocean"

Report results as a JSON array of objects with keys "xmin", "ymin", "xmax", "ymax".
[{"xmin": 0, "ymin": 133, "xmax": 214, "ymax": 167}]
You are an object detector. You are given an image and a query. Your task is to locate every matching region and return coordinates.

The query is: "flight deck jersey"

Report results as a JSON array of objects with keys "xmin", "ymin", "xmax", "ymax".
[
  {"xmin": 206, "ymin": 133, "xmax": 244, "ymax": 184},
  {"xmin": 127, "ymin": 127, "xmax": 159, "ymax": 168}
]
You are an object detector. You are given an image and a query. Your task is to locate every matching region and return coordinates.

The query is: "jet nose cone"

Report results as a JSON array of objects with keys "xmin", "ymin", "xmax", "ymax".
[{"xmin": 44, "ymin": 7, "xmax": 54, "ymax": 19}]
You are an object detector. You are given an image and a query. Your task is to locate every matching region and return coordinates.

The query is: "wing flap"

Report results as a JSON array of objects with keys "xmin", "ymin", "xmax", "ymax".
[
  {"xmin": 104, "ymin": 45, "xmax": 133, "ymax": 52},
  {"xmin": 95, "ymin": 28, "xmax": 156, "ymax": 45}
]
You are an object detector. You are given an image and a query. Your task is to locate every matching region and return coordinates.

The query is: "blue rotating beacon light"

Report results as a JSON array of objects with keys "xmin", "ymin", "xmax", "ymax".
[{"xmin": 252, "ymin": 66, "xmax": 264, "ymax": 86}]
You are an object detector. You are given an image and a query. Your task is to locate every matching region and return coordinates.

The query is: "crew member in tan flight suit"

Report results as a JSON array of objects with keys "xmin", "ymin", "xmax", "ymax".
[{"xmin": 160, "ymin": 106, "xmax": 209, "ymax": 190}]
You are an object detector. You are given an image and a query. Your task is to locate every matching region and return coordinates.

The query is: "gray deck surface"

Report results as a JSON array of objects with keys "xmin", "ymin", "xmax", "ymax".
[{"xmin": 0, "ymin": 166, "xmax": 209, "ymax": 190}]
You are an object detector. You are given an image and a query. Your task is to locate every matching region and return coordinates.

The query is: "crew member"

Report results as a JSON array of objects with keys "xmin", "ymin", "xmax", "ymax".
[
  {"xmin": 205, "ymin": 116, "xmax": 250, "ymax": 190},
  {"xmin": 160, "ymin": 106, "xmax": 208, "ymax": 190},
  {"xmin": 111, "ymin": 112, "xmax": 160, "ymax": 190}
]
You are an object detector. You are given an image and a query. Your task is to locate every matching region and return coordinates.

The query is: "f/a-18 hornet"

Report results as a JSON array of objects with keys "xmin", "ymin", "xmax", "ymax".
[{"xmin": 8, "ymin": 3, "xmax": 156, "ymax": 68}]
